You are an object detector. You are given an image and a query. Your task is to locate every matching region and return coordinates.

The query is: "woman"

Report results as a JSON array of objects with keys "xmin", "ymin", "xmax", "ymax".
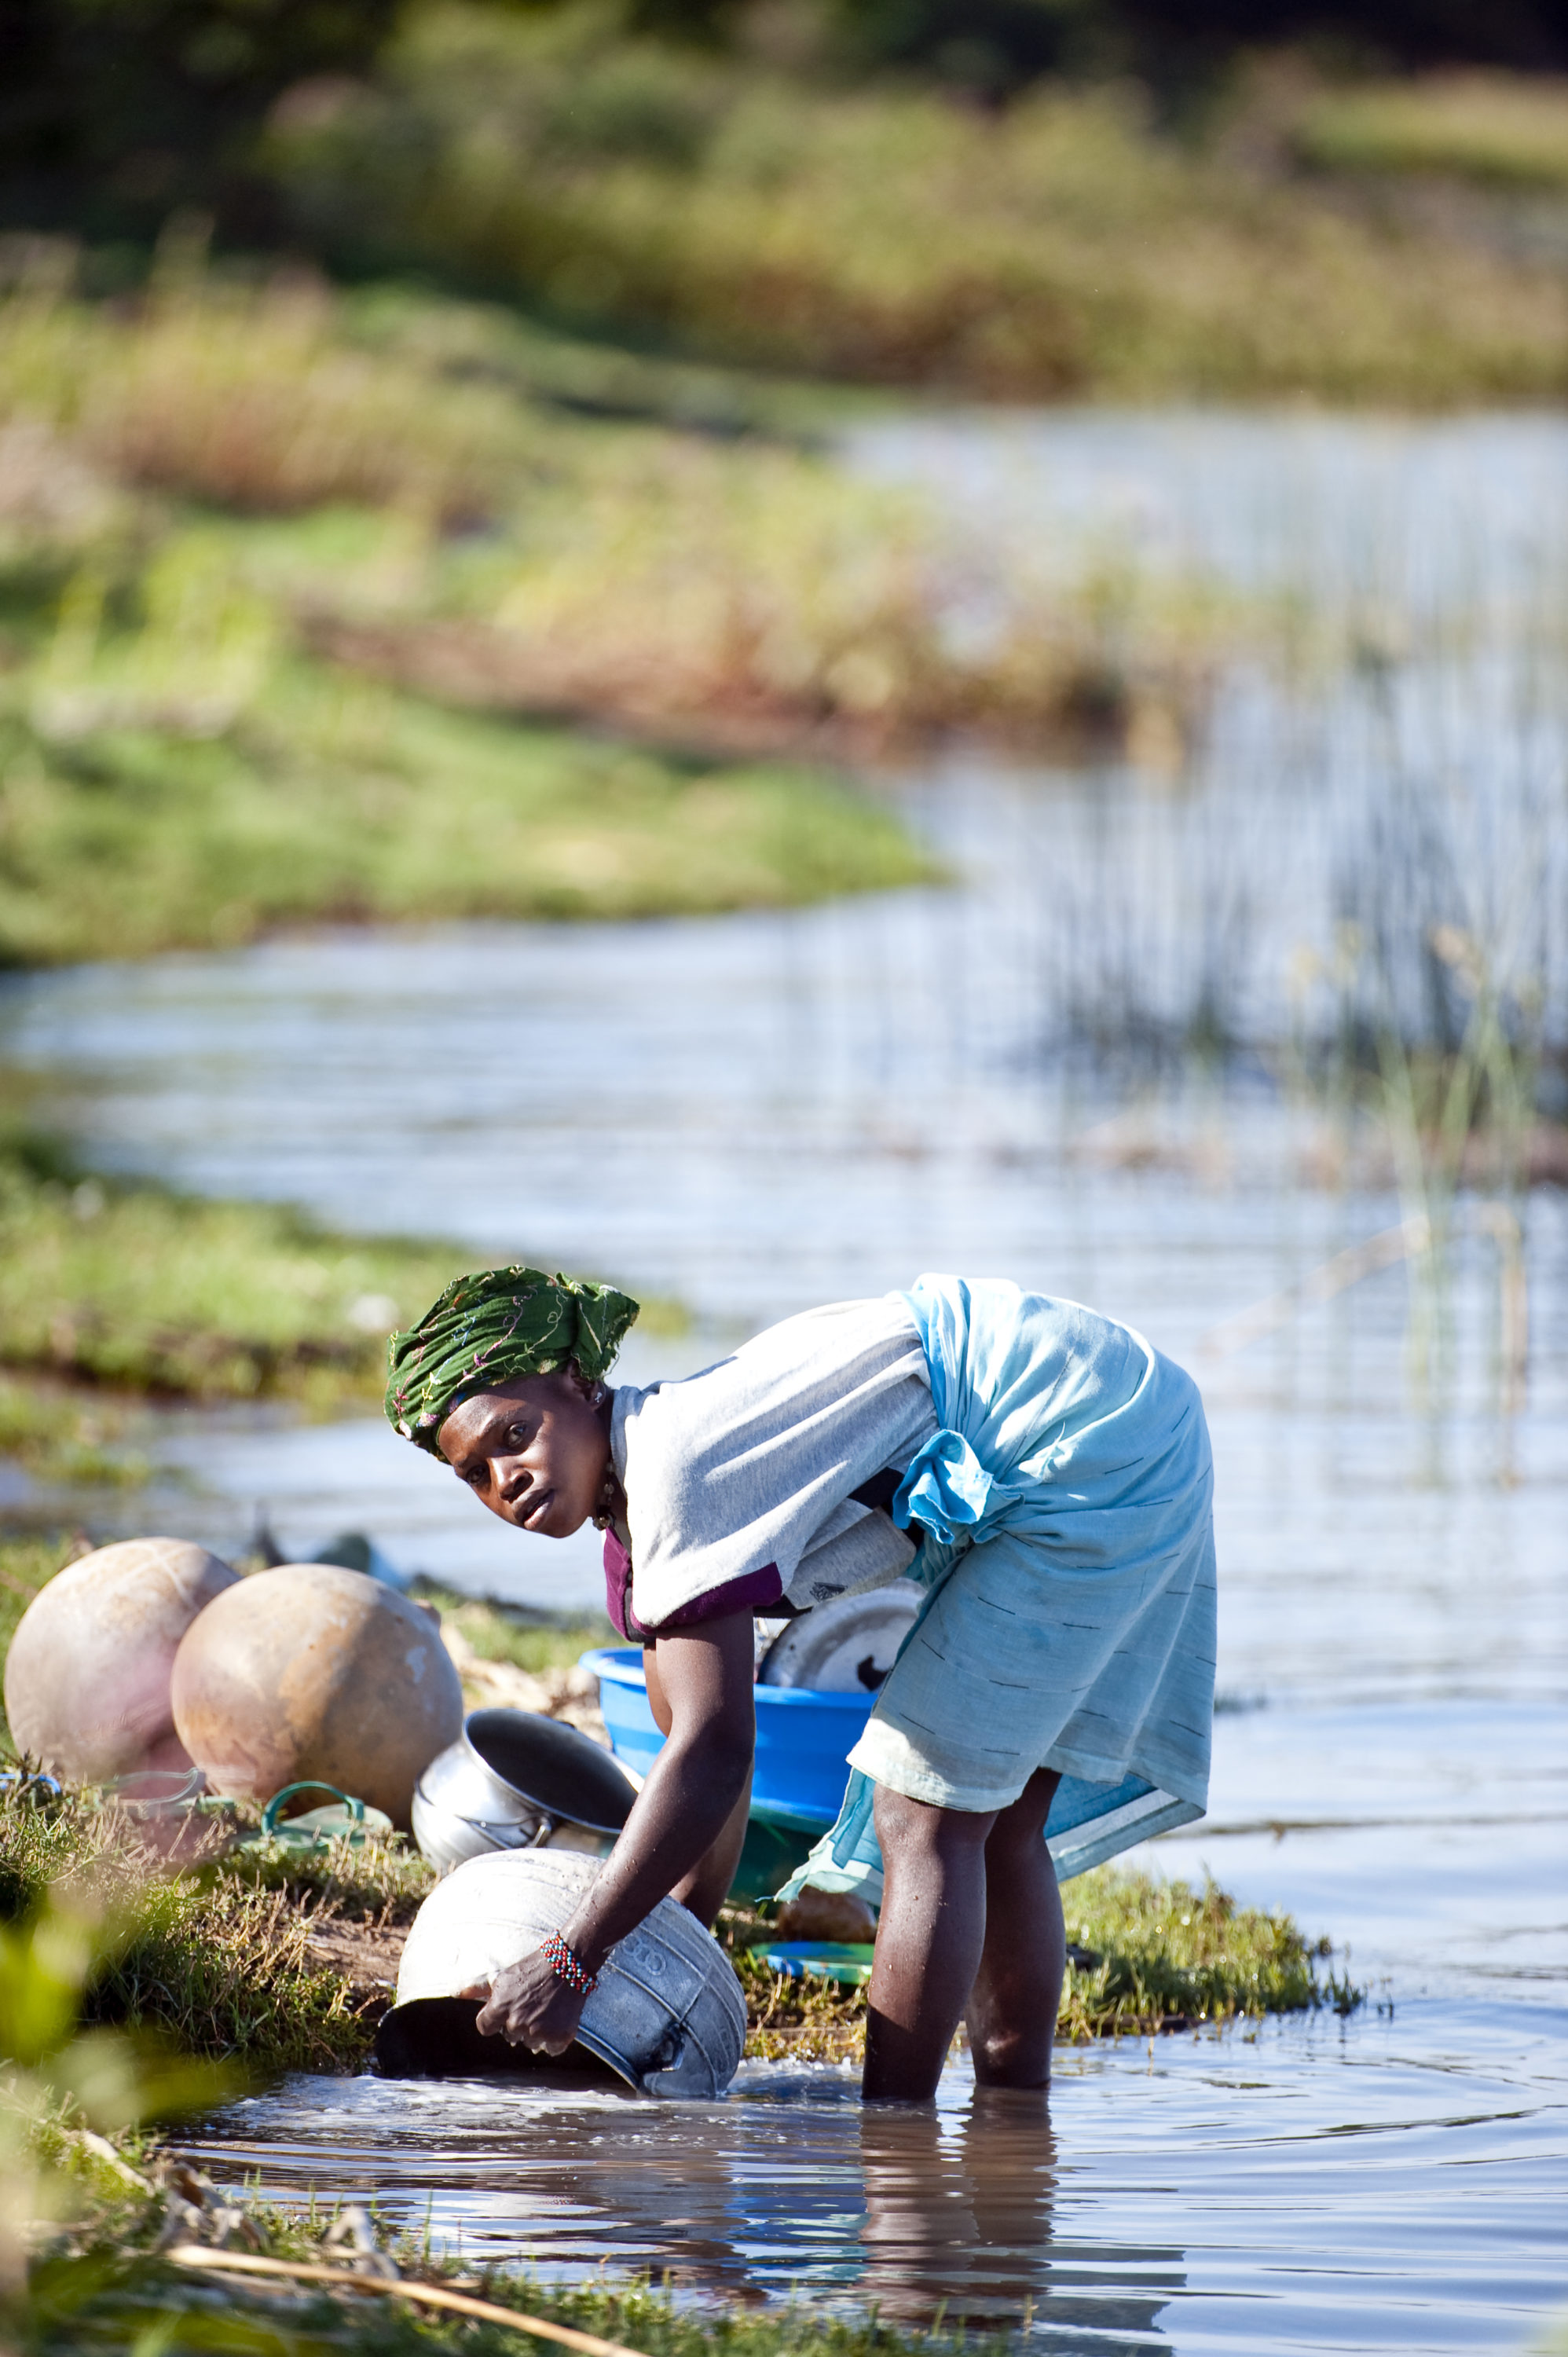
[{"xmin": 386, "ymin": 1266, "xmax": 1215, "ymax": 2103}]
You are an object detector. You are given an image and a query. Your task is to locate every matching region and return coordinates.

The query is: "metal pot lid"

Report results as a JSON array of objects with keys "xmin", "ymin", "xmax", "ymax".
[{"xmin": 757, "ymin": 1581, "xmax": 923, "ymax": 1693}]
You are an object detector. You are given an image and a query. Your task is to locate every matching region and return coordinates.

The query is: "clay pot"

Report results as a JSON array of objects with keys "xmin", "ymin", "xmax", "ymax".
[
  {"xmin": 2, "ymin": 1538, "xmax": 240, "ymax": 1783},
  {"xmin": 170, "ymin": 1563, "xmax": 463, "ymax": 1828}
]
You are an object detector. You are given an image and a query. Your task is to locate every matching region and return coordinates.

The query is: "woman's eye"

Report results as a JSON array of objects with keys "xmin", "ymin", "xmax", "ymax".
[{"xmin": 507, "ymin": 1424, "xmax": 527, "ymax": 1446}]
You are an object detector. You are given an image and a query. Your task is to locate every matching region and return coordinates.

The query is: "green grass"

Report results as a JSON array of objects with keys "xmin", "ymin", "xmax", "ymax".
[
  {"xmin": 0, "ymin": 1136, "xmax": 482, "ymax": 1409},
  {"xmin": 1054, "ymin": 1863, "xmax": 1354, "ymax": 2036},
  {"xmin": 0, "ymin": 1383, "xmax": 151, "ymax": 1489},
  {"xmin": 266, "ymin": 6, "xmax": 1568, "ymax": 405},
  {"xmin": 0, "ymin": 512, "xmax": 938, "ymax": 963},
  {"xmin": 732, "ymin": 1864, "xmax": 1355, "ymax": 2060},
  {"xmin": 0, "ymin": 1534, "xmax": 76, "ymax": 1665},
  {"xmin": 24, "ymin": 2237, "xmax": 1024, "ymax": 2357},
  {"xmin": 0, "ymin": 1777, "xmax": 416, "ymax": 2074},
  {"xmin": 0, "ymin": 664, "xmax": 934, "ymax": 962}
]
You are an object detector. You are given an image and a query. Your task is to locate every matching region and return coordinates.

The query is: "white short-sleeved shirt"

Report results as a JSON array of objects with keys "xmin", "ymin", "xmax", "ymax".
[{"xmin": 605, "ymin": 1295, "xmax": 938, "ymax": 1636}]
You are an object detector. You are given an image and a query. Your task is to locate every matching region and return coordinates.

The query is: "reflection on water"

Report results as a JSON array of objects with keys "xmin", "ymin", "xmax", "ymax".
[
  {"xmin": 2, "ymin": 410, "xmax": 1566, "ymax": 2348},
  {"xmin": 178, "ymin": 2005, "xmax": 1568, "ymax": 2350},
  {"xmin": 855, "ymin": 2096, "xmax": 1078, "ymax": 2329},
  {"xmin": 178, "ymin": 2066, "xmax": 1180, "ymax": 2340}
]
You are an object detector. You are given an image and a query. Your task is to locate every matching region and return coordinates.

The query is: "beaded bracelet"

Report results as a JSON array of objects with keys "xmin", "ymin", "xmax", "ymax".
[{"xmin": 543, "ymin": 1930, "xmax": 599, "ymax": 1996}]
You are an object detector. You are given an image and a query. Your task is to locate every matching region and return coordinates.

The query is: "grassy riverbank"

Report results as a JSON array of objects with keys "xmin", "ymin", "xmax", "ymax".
[
  {"xmin": 0, "ymin": 1771, "xmax": 1354, "ymax": 2077},
  {"xmin": 0, "ymin": 260, "xmax": 949, "ymax": 965},
  {"xmin": 0, "ymin": 1128, "xmax": 481, "ymax": 1434},
  {"xmin": 17, "ymin": 2234, "xmax": 1011, "ymax": 2357},
  {"xmin": 0, "ymin": 254, "xmax": 1232, "ymax": 971},
  {"xmin": 267, "ymin": 17, "xmax": 1568, "ymax": 405},
  {"xmin": 2, "ymin": 1538, "xmax": 1359, "ymax": 2072}
]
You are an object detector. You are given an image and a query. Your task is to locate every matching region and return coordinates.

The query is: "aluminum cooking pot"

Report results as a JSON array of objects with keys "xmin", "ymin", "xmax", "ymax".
[
  {"xmin": 757, "ymin": 1581, "xmax": 924, "ymax": 1693},
  {"xmin": 377, "ymin": 1848, "xmax": 747, "ymax": 2099},
  {"xmin": 411, "ymin": 1707, "xmax": 638, "ymax": 1876}
]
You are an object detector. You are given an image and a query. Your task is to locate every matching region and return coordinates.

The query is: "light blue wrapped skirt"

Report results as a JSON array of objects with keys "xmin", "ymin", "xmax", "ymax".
[{"xmin": 783, "ymin": 1274, "xmax": 1216, "ymax": 1902}]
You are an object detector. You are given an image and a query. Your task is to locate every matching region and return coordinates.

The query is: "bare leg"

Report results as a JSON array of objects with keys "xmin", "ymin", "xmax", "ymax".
[
  {"xmin": 965, "ymin": 1766, "xmax": 1064, "ymax": 2088},
  {"xmin": 670, "ymin": 1765, "xmax": 752, "ymax": 1927},
  {"xmin": 863, "ymin": 1783, "xmax": 997, "ymax": 2103}
]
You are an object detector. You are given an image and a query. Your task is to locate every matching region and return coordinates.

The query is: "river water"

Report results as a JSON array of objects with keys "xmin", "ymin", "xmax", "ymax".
[{"xmin": 1, "ymin": 412, "xmax": 1565, "ymax": 2350}]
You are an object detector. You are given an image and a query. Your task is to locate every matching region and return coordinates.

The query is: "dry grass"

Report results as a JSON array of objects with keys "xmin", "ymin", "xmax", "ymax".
[{"xmin": 0, "ymin": 247, "xmax": 536, "ymax": 527}]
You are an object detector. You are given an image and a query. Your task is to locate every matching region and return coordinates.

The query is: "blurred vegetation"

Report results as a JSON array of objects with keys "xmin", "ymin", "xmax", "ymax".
[
  {"xmin": 6, "ymin": 0, "xmax": 1563, "ymax": 229},
  {"xmin": 0, "ymin": 1115, "xmax": 683, "ymax": 1480},
  {"xmin": 2, "ymin": 0, "xmax": 400, "ymax": 235},
  {"xmin": 0, "ymin": 1128, "xmax": 478, "ymax": 1411},
  {"xmin": 412, "ymin": 1581, "xmax": 617, "ymax": 1673},
  {"xmin": 0, "ymin": 1881, "xmax": 224, "ymax": 2298},
  {"xmin": 0, "ymin": 258, "xmax": 947, "ymax": 956},
  {"xmin": 1295, "ymin": 68, "xmax": 1568, "ymax": 186},
  {"xmin": 263, "ymin": 7, "xmax": 1568, "ymax": 403},
  {"xmin": 0, "ymin": 1381, "xmax": 152, "ymax": 1490},
  {"xmin": 7, "ymin": 0, "xmax": 1568, "ymax": 404},
  {"xmin": 0, "ymin": 249, "xmax": 1241, "ymax": 970}
]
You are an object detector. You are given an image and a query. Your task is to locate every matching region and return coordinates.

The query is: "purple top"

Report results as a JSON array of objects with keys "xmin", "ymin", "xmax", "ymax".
[{"xmin": 603, "ymin": 1527, "xmax": 782, "ymax": 1641}]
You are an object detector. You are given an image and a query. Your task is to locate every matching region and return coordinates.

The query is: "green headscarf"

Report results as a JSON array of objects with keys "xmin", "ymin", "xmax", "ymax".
[{"xmin": 385, "ymin": 1265, "xmax": 639, "ymax": 1458}]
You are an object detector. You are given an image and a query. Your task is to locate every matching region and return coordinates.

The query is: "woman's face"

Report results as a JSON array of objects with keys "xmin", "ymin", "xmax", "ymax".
[{"xmin": 437, "ymin": 1369, "xmax": 611, "ymax": 1539}]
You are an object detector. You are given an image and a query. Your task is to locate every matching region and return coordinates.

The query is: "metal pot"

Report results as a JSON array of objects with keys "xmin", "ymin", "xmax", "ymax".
[
  {"xmin": 377, "ymin": 1848, "xmax": 747, "ymax": 2099},
  {"xmin": 757, "ymin": 1580, "xmax": 924, "ymax": 1692},
  {"xmin": 411, "ymin": 1708, "xmax": 638, "ymax": 1875}
]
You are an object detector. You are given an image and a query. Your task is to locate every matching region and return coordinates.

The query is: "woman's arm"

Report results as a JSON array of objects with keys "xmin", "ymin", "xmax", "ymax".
[{"xmin": 471, "ymin": 1609, "xmax": 756, "ymax": 2052}]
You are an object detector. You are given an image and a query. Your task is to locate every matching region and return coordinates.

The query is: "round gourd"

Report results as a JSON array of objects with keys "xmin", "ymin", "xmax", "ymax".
[
  {"xmin": 2, "ymin": 1537, "xmax": 239, "ymax": 1783},
  {"xmin": 170, "ymin": 1563, "xmax": 463, "ymax": 1827}
]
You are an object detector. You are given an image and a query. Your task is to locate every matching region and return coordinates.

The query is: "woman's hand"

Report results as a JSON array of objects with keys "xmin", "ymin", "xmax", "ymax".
[{"xmin": 463, "ymin": 1952, "xmax": 587, "ymax": 2054}]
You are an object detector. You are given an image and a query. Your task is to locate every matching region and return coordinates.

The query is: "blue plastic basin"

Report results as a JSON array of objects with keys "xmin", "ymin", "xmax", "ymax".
[{"xmin": 581, "ymin": 1647, "xmax": 871, "ymax": 1828}]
